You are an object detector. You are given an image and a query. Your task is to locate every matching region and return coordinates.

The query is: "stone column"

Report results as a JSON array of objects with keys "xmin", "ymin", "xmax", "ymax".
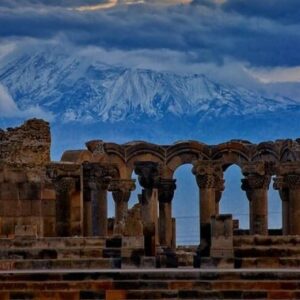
[
  {"xmin": 285, "ymin": 174, "xmax": 300, "ymax": 235},
  {"xmin": 192, "ymin": 161, "xmax": 223, "ymax": 257},
  {"xmin": 134, "ymin": 161, "xmax": 160, "ymax": 256},
  {"xmin": 241, "ymin": 174, "xmax": 271, "ymax": 235},
  {"xmin": 53, "ymin": 177, "xmax": 77, "ymax": 237},
  {"xmin": 82, "ymin": 163, "xmax": 116, "ymax": 237},
  {"xmin": 157, "ymin": 178, "xmax": 176, "ymax": 249},
  {"xmin": 215, "ymin": 177, "xmax": 225, "ymax": 216},
  {"xmin": 109, "ymin": 179, "xmax": 136, "ymax": 235},
  {"xmin": 47, "ymin": 163, "xmax": 81, "ymax": 237},
  {"xmin": 273, "ymin": 176, "xmax": 289, "ymax": 235}
]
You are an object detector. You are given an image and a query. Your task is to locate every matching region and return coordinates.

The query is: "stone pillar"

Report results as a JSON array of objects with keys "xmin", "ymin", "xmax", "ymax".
[
  {"xmin": 241, "ymin": 174, "xmax": 270, "ymax": 235},
  {"xmin": 47, "ymin": 163, "xmax": 81, "ymax": 237},
  {"xmin": 215, "ymin": 177, "xmax": 225, "ymax": 216},
  {"xmin": 53, "ymin": 177, "xmax": 77, "ymax": 237},
  {"xmin": 82, "ymin": 163, "xmax": 116, "ymax": 237},
  {"xmin": 192, "ymin": 161, "xmax": 223, "ymax": 257},
  {"xmin": 134, "ymin": 161, "xmax": 160, "ymax": 256},
  {"xmin": 273, "ymin": 176, "xmax": 289, "ymax": 235},
  {"xmin": 157, "ymin": 178, "xmax": 176, "ymax": 249},
  {"xmin": 108, "ymin": 179, "xmax": 136, "ymax": 235},
  {"xmin": 285, "ymin": 174, "xmax": 300, "ymax": 235}
]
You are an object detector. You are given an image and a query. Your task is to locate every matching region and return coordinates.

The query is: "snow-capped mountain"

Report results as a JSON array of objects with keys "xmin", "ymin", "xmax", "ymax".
[{"xmin": 0, "ymin": 48, "xmax": 299, "ymax": 123}]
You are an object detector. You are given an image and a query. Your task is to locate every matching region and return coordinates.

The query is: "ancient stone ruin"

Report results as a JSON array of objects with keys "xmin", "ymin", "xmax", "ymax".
[{"xmin": 2, "ymin": 119, "xmax": 300, "ymax": 299}]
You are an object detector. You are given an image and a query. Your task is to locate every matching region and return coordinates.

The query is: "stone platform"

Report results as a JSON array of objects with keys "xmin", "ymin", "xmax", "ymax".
[{"xmin": 0, "ymin": 269, "xmax": 300, "ymax": 299}]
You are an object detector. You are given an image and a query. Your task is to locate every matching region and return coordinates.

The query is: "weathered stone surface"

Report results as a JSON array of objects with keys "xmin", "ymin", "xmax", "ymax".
[{"xmin": 0, "ymin": 119, "xmax": 50, "ymax": 166}]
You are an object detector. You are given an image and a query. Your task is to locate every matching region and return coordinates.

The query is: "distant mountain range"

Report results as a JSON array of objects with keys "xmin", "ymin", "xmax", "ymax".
[{"xmin": 0, "ymin": 48, "xmax": 299, "ymax": 124}]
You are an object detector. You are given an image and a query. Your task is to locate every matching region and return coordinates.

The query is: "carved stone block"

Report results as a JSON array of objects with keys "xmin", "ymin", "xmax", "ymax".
[{"xmin": 15, "ymin": 224, "xmax": 37, "ymax": 238}]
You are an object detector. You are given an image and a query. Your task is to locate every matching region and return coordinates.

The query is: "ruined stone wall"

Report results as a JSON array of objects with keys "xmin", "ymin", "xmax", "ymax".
[
  {"xmin": 0, "ymin": 119, "xmax": 55, "ymax": 237},
  {"xmin": 0, "ymin": 118, "xmax": 50, "ymax": 165}
]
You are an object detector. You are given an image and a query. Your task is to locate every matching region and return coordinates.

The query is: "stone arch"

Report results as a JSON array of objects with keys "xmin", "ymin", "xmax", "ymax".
[
  {"xmin": 280, "ymin": 147, "xmax": 297, "ymax": 162},
  {"xmin": 166, "ymin": 141, "xmax": 210, "ymax": 177},
  {"xmin": 211, "ymin": 141, "xmax": 250, "ymax": 170},
  {"xmin": 252, "ymin": 142, "xmax": 279, "ymax": 163},
  {"xmin": 125, "ymin": 142, "xmax": 165, "ymax": 177}
]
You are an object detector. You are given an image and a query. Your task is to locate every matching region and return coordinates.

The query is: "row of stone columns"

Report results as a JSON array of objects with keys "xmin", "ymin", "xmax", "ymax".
[{"xmin": 48, "ymin": 161, "xmax": 300, "ymax": 249}]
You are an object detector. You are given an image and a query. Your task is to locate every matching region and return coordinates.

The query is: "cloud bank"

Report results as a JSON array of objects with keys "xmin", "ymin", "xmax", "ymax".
[{"xmin": 0, "ymin": 0, "xmax": 300, "ymax": 87}]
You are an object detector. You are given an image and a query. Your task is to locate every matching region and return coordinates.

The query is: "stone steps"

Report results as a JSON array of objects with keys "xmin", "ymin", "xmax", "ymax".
[
  {"xmin": 0, "ymin": 247, "xmax": 134, "ymax": 260},
  {"xmin": 233, "ymin": 235, "xmax": 300, "ymax": 247},
  {"xmin": 235, "ymin": 257, "xmax": 300, "ymax": 268},
  {"xmin": 0, "ymin": 258, "xmax": 122, "ymax": 271},
  {"xmin": 234, "ymin": 246, "xmax": 300, "ymax": 257},
  {"xmin": 0, "ymin": 270, "xmax": 300, "ymax": 299},
  {"xmin": 0, "ymin": 237, "xmax": 108, "ymax": 248}
]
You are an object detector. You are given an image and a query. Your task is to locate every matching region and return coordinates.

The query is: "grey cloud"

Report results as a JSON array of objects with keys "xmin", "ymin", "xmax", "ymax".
[{"xmin": 0, "ymin": 1, "xmax": 300, "ymax": 68}]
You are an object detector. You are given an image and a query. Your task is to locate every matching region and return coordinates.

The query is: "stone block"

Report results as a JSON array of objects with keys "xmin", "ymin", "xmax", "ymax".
[
  {"xmin": 140, "ymin": 256, "xmax": 156, "ymax": 268},
  {"xmin": 0, "ymin": 183, "xmax": 18, "ymax": 200},
  {"xmin": 210, "ymin": 214, "xmax": 233, "ymax": 259},
  {"xmin": 2, "ymin": 200, "xmax": 19, "ymax": 217},
  {"xmin": 70, "ymin": 221, "xmax": 82, "ymax": 236},
  {"xmin": 0, "ymin": 172, "xmax": 4, "ymax": 183},
  {"xmin": 106, "ymin": 290, "xmax": 127, "ymax": 300},
  {"xmin": 1, "ymin": 217, "xmax": 16, "ymax": 236},
  {"xmin": 5, "ymin": 169, "xmax": 27, "ymax": 183},
  {"xmin": 71, "ymin": 206, "xmax": 81, "ymax": 222},
  {"xmin": 122, "ymin": 236, "xmax": 144, "ymax": 248},
  {"xmin": 41, "ymin": 199, "xmax": 56, "ymax": 216},
  {"xmin": 43, "ymin": 217, "xmax": 56, "ymax": 237},
  {"xmin": 18, "ymin": 182, "xmax": 41, "ymax": 200},
  {"xmin": 41, "ymin": 188, "xmax": 56, "ymax": 200},
  {"xmin": 19, "ymin": 200, "xmax": 32, "ymax": 216},
  {"xmin": 15, "ymin": 224, "xmax": 37, "ymax": 238}
]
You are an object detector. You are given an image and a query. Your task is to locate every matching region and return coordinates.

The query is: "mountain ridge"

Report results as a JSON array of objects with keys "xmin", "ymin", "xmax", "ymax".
[{"xmin": 0, "ymin": 48, "xmax": 298, "ymax": 124}]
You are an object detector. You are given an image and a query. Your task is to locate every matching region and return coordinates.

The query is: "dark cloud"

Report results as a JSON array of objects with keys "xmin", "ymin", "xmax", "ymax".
[
  {"xmin": 0, "ymin": 0, "xmax": 103, "ymax": 8},
  {"xmin": 0, "ymin": 1, "xmax": 300, "ymax": 68},
  {"xmin": 221, "ymin": 0, "xmax": 300, "ymax": 24}
]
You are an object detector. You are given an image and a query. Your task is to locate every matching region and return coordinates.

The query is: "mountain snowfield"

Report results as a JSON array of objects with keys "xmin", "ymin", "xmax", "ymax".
[{"xmin": 0, "ymin": 48, "xmax": 298, "ymax": 124}]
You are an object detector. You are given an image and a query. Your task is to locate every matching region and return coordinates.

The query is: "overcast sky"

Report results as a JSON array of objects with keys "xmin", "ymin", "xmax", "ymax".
[{"xmin": 0, "ymin": 0, "xmax": 300, "ymax": 89}]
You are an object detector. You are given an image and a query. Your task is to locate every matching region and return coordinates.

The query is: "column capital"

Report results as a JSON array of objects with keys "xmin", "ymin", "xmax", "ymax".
[
  {"xmin": 192, "ymin": 160, "xmax": 223, "ymax": 189},
  {"xmin": 53, "ymin": 176, "xmax": 78, "ymax": 194},
  {"xmin": 241, "ymin": 174, "xmax": 271, "ymax": 191},
  {"xmin": 83, "ymin": 162, "xmax": 118, "ymax": 190},
  {"xmin": 109, "ymin": 179, "xmax": 136, "ymax": 204},
  {"xmin": 242, "ymin": 161, "xmax": 269, "ymax": 176},
  {"xmin": 157, "ymin": 178, "xmax": 176, "ymax": 203},
  {"xmin": 108, "ymin": 179, "xmax": 136, "ymax": 193},
  {"xmin": 285, "ymin": 174, "xmax": 300, "ymax": 190},
  {"xmin": 134, "ymin": 161, "xmax": 160, "ymax": 189}
]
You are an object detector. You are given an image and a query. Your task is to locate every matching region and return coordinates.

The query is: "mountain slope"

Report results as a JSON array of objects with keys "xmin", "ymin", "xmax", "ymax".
[{"xmin": 0, "ymin": 48, "xmax": 298, "ymax": 123}]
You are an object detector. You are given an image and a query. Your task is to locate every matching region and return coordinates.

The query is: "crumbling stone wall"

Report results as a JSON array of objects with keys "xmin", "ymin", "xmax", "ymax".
[
  {"xmin": 0, "ymin": 119, "xmax": 50, "ymax": 165},
  {"xmin": 0, "ymin": 119, "xmax": 55, "ymax": 237}
]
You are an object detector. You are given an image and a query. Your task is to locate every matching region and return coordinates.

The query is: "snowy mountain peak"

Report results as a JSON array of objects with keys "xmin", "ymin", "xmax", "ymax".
[{"xmin": 0, "ymin": 48, "xmax": 298, "ymax": 123}]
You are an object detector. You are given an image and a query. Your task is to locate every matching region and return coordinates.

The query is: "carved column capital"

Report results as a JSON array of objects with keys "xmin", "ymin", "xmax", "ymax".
[
  {"xmin": 134, "ymin": 161, "xmax": 160, "ymax": 189},
  {"xmin": 53, "ymin": 177, "xmax": 78, "ymax": 194},
  {"xmin": 285, "ymin": 174, "xmax": 300, "ymax": 190},
  {"xmin": 241, "ymin": 174, "xmax": 271, "ymax": 191},
  {"xmin": 192, "ymin": 160, "xmax": 224, "ymax": 189},
  {"xmin": 108, "ymin": 179, "xmax": 136, "ymax": 193},
  {"xmin": 109, "ymin": 179, "xmax": 136, "ymax": 203},
  {"xmin": 83, "ymin": 162, "xmax": 118, "ymax": 191},
  {"xmin": 157, "ymin": 178, "xmax": 176, "ymax": 203}
]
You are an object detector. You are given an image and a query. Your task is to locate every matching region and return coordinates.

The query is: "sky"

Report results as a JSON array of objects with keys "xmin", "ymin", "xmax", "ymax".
[{"xmin": 0, "ymin": 0, "xmax": 300, "ymax": 92}]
